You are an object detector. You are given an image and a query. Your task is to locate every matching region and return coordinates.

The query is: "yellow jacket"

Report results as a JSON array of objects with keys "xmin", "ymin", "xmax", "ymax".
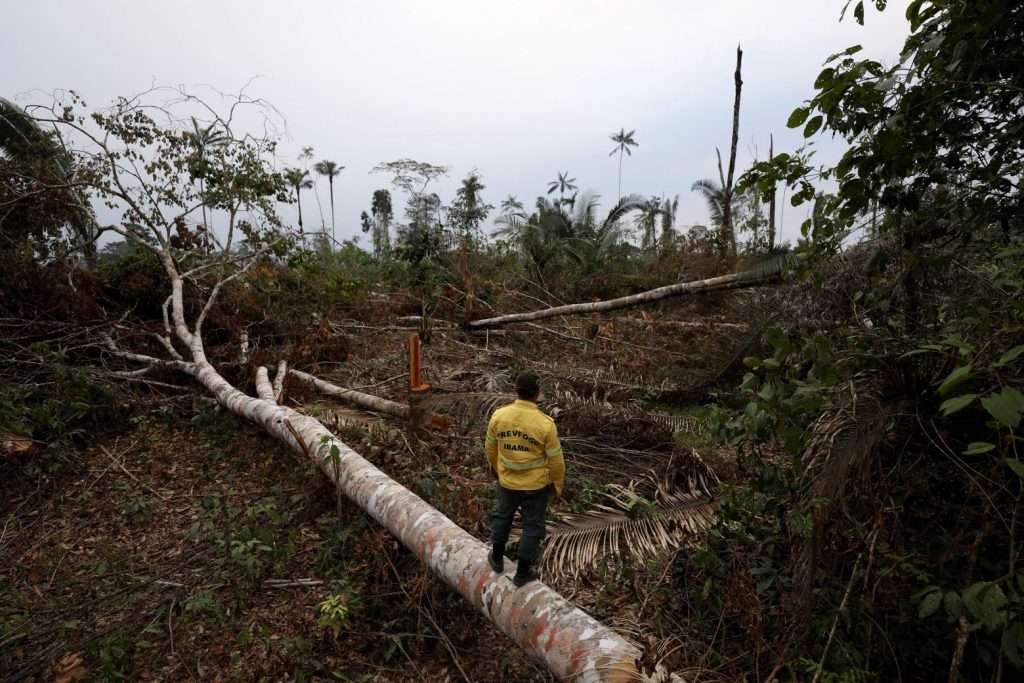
[{"xmin": 485, "ymin": 400, "xmax": 565, "ymax": 495}]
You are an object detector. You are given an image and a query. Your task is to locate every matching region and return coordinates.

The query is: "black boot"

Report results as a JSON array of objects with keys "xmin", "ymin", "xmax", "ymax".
[
  {"xmin": 512, "ymin": 559, "xmax": 539, "ymax": 587},
  {"xmin": 488, "ymin": 544, "xmax": 505, "ymax": 572}
]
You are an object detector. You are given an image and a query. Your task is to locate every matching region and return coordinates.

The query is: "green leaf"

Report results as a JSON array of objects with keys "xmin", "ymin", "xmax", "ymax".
[
  {"xmin": 976, "ymin": 583, "xmax": 1008, "ymax": 630},
  {"xmin": 854, "ymin": 1, "xmax": 865, "ymax": 24},
  {"xmin": 1003, "ymin": 622, "xmax": 1024, "ymax": 668},
  {"xmin": 964, "ymin": 442, "xmax": 996, "ymax": 455},
  {"xmin": 1006, "ymin": 458, "xmax": 1024, "ymax": 481},
  {"xmin": 940, "ymin": 394, "xmax": 976, "ymax": 416},
  {"xmin": 758, "ymin": 383, "xmax": 776, "ymax": 401},
  {"xmin": 944, "ymin": 591, "xmax": 963, "ymax": 619},
  {"xmin": 787, "ymin": 107, "xmax": 810, "ymax": 129},
  {"xmin": 938, "ymin": 365, "xmax": 972, "ymax": 396},
  {"xmin": 919, "ymin": 588, "xmax": 942, "ymax": 618},
  {"xmin": 981, "ymin": 388, "xmax": 1023, "ymax": 429},
  {"xmin": 995, "ymin": 345, "xmax": 1024, "ymax": 367},
  {"xmin": 803, "ymin": 115, "xmax": 824, "ymax": 138}
]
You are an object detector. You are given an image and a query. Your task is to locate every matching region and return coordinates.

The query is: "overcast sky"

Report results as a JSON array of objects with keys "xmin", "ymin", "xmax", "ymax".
[{"xmin": 5, "ymin": 1, "xmax": 912, "ymax": 247}]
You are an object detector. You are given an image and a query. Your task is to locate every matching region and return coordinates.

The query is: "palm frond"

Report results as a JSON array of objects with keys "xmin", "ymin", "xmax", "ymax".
[
  {"xmin": 0, "ymin": 98, "xmax": 45, "ymax": 159},
  {"xmin": 511, "ymin": 463, "xmax": 717, "ymax": 579},
  {"xmin": 1, "ymin": 98, "xmax": 99, "ymax": 250},
  {"xmin": 792, "ymin": 376, "xmax": 911, "ymax": 620},
  {"xmin": 737, "ymin": 247, "xmax": 799, "ymax": 282},
  {"xmin": 423, "ymin": 392, "xmax": 519, "ymax": 426},
  {"xmin": 572, "ymin": 190, "xmax": 601, "ymax": 229},
  {"xmin": 314, "ymin": 159, "xmax": 344, "ymax": 179},
  {"xmin": 603, "ymin": 193, "xmax": 646, "ymax": 227},
  {"xmin": 300, "ymin": 402, "xmax": 388, "ymax": 432},
  {"xmin": 691, "ymin": 178, "xmax": 725, "ymax": 226}
]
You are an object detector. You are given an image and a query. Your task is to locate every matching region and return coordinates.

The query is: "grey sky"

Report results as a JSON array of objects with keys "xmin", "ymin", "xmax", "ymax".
[{"xmin": 5, "ymin": 1, "xmax": 911, "ymax": 247}]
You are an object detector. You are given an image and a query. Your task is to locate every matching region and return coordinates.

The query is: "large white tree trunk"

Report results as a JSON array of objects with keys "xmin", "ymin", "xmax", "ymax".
[
  {"xmin": 205, "ymin": 359, "xmax": 641, "ymax": 680},
  {"xmin": 468, "ymin": 272, "xmax": 749, "ymax": 329}
]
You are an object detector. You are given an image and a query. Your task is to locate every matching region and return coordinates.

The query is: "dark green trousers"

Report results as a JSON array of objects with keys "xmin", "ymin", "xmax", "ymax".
[{"xmin": 490, "ymin": 484, "xmax": 548, "ymax": 563}]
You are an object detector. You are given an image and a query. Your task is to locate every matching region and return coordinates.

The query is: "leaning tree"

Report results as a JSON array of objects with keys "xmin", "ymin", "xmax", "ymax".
[{"xmin": 25, "ymin": 87, "xmax": 643, "ymax": 682}]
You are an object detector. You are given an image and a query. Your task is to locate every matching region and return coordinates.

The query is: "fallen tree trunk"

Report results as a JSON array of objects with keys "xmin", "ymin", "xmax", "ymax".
[
  {"xmin": 200, "ymin": 358, "xmax": 642, "ymax": 680},
  {"xmin": 290, "ymin": 369, "xmax": 410, "ymax": 419},
  {"xmin": 614, "ymin": 317, "xmax": 746, "ymax": 330},
  {"xmin": 467, "ymin": 272, "xmax": 752, "ymax": 328}
]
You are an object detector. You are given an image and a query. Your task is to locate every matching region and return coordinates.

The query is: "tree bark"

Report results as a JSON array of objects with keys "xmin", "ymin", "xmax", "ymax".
[
  {"xmin": 468, "ymin": 272, "xmax": 753, "ymax": 329},
  {"xmin": 272, "ymin": 360, "xmax": 287, "ymax": 404},
  {"xmin": 768, "ymin": 134, "xmax": 777, "ymax": 251},
  {"xmin": 291, "ymin": 369, "xmax": 410, "ymax": 419},
  {"xmin": 255, "ymin": 366, "xmax": 276, "ymax": 402},
  {"xmin": 720, "ymin": 45, "xmax": 743, "ymax": 260}
]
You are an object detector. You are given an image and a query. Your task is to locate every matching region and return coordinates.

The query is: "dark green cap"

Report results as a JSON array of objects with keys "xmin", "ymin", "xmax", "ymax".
[{"xmin": 515, "ymin": 370, "xmax": 541, "ymax": 397}]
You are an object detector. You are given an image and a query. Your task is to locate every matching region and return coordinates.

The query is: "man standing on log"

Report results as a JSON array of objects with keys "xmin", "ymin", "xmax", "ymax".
[{"xmin": 485, "ymin": 370, "xmax": 565, "ymax": 586}]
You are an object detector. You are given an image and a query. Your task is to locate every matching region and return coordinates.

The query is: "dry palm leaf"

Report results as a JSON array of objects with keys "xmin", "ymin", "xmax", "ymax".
[
  {"xmin": 793, "ymin": 371, "xmax": 911, "ymax": 621},
  {"xmin": 423, "ymin": 392, "xmax": 520, "ymax": 426},
  {"xmin": 555, "ymin": 391, "xmax": 704, "ymax": 435},
  {"xmin": 531, "ymin": 485, "xmax": 715, "ymax": 580},
  {"xmin": 299, "ymin": 402, "xmax": 388, "ymax": 432},
  {"xmin": 52, "ymin": 651, "xmax": 88, "ymax": 683},
  {"xmin": 510, "ymin": 449, "xmax": 719, "ymax": 579}
]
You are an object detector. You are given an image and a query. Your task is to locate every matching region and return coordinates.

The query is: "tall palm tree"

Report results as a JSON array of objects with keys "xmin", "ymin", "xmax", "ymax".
[
  {"xmin": 187, "ymin": 117, "xmax": 227, "ymax": 251},
  {"xmin": 500, "ymin": 194, "xmax": 525, "ymax": 216},
  {"xmin": 546, "ymin": 171, "xmax": 577, "ymax": 208},
  {"xmin": 608, "ymin": 128, "xmax": 638, "ymax": 200},
  {"xmin": 313, "ymin": 159, "xmax": 344, "ymax": 242},
  {"xmin": 691, "ymin": 178, "xmax": 737, "ymax": 256},
  {"xmin": 285, "ymin": 168, "xmax": 314, "ymax": 233},
  {"xmin": 634, "ymin": 196, "xmax": 663, "ymax": 251},
  {"xmin": 660, "ymin": 194, "xmax": 679, "ymax": 249}
]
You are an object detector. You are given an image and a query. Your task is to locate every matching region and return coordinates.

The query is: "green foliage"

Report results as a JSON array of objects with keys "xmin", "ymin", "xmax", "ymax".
[
  {"xmin": 749, "ymin": 0, "xmax": 1023, "ymax": 254},
  {"xmin": 318, "ymin": 584, "xmax": 362, "ymax": 638},
  {"xmin": 283, "ymin": 240, "xmax": 379, "ymax": 314},
  {"xmin": 119, "ymin": 495, "xmax": 149, "ymax": 523},
  {"xmin": 445, "ymin": 169, "xmax": 494, "ymax": 244},
  {"xmin": 0, "ymin": 344, "xmax": 119, "ymax": 475}
]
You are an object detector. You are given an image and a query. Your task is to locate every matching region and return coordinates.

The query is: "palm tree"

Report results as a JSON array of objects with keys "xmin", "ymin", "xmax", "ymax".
[
  {"xmin": 567, "ymin": 191, "xmax": 646, "ymax": 274},
  {"xmin": 608, "ymin": 128, "xmax": 638, "ymax": 200},
  {"xmin": 635, "ymin": 197, "xmax": 663, "ymax": 251},
  {"xmin": 546, "ymin": 171, "xmax": 577, "ymax": 208},
  {"xmin": 1, "ymin": 97, "xmax": 99, "ymax": 255},
  {"xmin": 313, "ymin": 159, "xmax": 344, "ymax": 243},
  {"xmin": 285, "ymin": 168, "xmax": 314, "ymax": 234},
  {"xmin": 691, "ymin": 178, "xmax": 727, "ymax": 228},
  {"xmin": 187, "ymin": 117, "xmax": 228, "ymax": 251},
  {"xmin": 660, "ymin": 194, "xmax": 679, "ymax": 249},
  {"xmin": 496, "ymin": 191, "xmax": 644, "ymax": 280},
  {"xmin": 500, "ymin": 194, "xmax": 525, "ymax": 216},
  {"xmin": 692, "ymin": 178, "xmax": 738, "ymax": 257}
]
